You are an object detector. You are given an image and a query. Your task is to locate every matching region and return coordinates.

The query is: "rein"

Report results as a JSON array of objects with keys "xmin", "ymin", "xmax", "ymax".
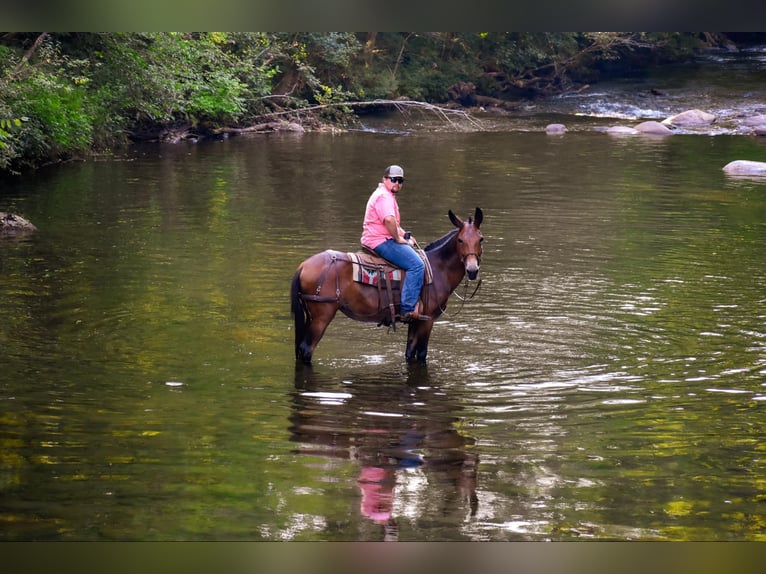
[
  {"xmin": 439, "ymin": 275, "xmax": 482, "ymax": 318},
  {"xmin": 421, "ymin": 232, "xmax": 483, "ymax": 319}
]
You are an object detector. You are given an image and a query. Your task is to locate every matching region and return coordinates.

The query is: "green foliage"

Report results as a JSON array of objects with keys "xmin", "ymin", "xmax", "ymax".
[
  {"xmin": 266, "ymin": 32, "xmax": 361, "ymax": 101},
  {"xmin": 0, "ymin": 118, "xmax": 22, "ymax": 130},
  {"xmin": 0, "ymin": 32, "xmax": 285, "ymax": 171},
  {"xmin": 23, "ymin": 71, "xmax": 93, "ymax": 151},
  {"xmin": 0, "ymin": 117, "xmax": 22, "ymax": 172},
  {"xmin": 89, "ymin": 32, "xmax": 251, "ymax": 126},
  {"xmin": 0, "ymin": 35, "xmax": 97, "ymax": 171},
  {"xmin": 0, "ymin": 31, "xmax": 746, "ymax": 175}
]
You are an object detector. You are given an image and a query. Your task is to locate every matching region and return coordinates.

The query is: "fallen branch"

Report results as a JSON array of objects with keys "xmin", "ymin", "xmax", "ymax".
[
  {"xmin": 211, "ymin": 121, "xmax": 305, "ymax": 135},
  {"xmin": 381, "ymin": 99, "xmax": 485, "ymax": 130},
  {"xmin": 252, "ymin": 97, "xmax": 485, "ymax": 131}
]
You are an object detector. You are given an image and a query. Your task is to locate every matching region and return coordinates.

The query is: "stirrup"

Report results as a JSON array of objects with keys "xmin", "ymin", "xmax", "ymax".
[
  {"xmin": 401, "ymin": 311, "xmax": 431, "ymax": 323},
  {"xmin": 400, "ymin": 304, "xmax": 431, "ymax": 322}
]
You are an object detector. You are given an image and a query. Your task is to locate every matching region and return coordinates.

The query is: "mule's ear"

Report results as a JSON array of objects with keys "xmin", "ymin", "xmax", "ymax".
[
  {"xmin": 474, "ymin": 207, "xmax": 483, "ymax": 227},
  {"xmin": 449, "ymin": 209, "xmax": 463, "ymax": 228}
]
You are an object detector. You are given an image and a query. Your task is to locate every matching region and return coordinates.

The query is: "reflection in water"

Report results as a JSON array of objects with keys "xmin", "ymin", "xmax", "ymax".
[{"xmin": 290, "ymin": 365, "xmax": 478, "ymax": 541}]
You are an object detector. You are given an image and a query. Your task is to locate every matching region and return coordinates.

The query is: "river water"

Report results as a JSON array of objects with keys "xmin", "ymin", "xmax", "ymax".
[{"xmin": 1, "ymin": 48, "xmax": 766, "ymax": 541}]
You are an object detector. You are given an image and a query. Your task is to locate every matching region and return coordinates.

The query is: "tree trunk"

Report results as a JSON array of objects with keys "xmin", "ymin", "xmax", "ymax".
[
  {"xmin": 363, "ymin": 32, "xmax": 377, "ymax": 67},
  {"xmin": 13, "ymin": 32, "xmax": 48, "ymax": 76}
]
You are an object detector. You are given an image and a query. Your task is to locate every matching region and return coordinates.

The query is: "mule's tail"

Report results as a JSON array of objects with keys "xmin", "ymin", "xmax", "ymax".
[{"xmin": 291, "ymin": 267, "xmax": 309, "ymax": 360}]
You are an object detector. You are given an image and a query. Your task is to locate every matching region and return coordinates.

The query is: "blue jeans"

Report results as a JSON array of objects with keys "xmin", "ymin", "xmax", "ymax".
[{"xmin": 373, "ymin": 239, "xmax": 425, "ymax": 313}]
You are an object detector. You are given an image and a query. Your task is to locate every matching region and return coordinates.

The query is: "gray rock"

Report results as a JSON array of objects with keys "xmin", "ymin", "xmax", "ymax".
[
  {"xmin": 662, "ymin": 109, "xmax": 716, "ymax": 126},
  {"xmin": 1, "ymin": 212, "xmax": 37, "ymax": 235},
  {"xmin": 545, "ymin": 123, "xmax": 567, "ymax": 134},
  {"xmin": 634, "ymin": 121, "xmax": 673, "ymax": 135},
  {"xmin": 722, "ymin": 160, "xmax": 766, "ymax": 175},
  {"xmin": 742, "ymin": 114, "xmax": 766, "ymax": 127},
  {"xmin": 607, "ymin": 126, "xmax": 639, "ymax": 135}
]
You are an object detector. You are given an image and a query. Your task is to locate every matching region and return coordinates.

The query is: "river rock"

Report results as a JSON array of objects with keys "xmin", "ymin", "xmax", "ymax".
[
  {"xmin": 1, "ymin": 212, "xmax": 37, "ymax": 235},
  {"xmin": 722, "ymin": 160, "xmax": 766, "ymax": 175},
  {"xmin": 742, "ymin": 114, "xmax": 766, "ymax": 127},
  {"xmin": 634, "ymin": 121, "xmax": 673, "ymax": 135},
  {"xmin": 607, "ymin": 126, "xmax": 639, "ymax": 135},
  {"xmin": 662, "ymin": 109, "xmax": 716, "ymax": 126},
  {"xmin": 545, "ymin": 123, "xmax": 567, "ymax": 134}
]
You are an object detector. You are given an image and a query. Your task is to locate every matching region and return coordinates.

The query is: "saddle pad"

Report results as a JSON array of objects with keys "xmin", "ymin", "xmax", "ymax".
[{"xmin": 347, "ymin": 252, "xmax": 402, "ymax": 286}]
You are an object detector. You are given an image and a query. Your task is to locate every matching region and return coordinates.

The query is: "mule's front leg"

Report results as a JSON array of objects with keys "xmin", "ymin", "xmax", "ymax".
[{"xmin": 405, "ymin": 321, "xmax": 434, "ymax": 365}]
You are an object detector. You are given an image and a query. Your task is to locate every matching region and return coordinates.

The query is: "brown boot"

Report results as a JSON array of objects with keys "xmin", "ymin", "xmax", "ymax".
[
  {"xmin": 400, "ymin": 303, "xmax": 431, "ymax": 322},
  {"xmin": 401, "ymin": 309, "xmax": 419, "ymax": 322}
]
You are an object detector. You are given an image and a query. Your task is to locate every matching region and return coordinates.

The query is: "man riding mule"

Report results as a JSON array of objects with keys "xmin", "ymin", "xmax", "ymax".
[
  {"xmin": 290, "ymin": 197, "xmax": 484, "ymax": 365},
  {"xmin": 361, "ymin": 165, "xmax": 425, "ymax": 322}
]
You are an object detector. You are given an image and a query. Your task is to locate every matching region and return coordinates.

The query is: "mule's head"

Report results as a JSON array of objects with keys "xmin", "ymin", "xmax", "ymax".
[{"xmin": 449, "ymin": 207, "xmax": 484, "ymax": 280}]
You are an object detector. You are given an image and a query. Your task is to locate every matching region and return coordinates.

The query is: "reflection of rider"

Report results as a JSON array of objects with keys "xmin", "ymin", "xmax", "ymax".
[
  {"xmin": 358, "ymin": 465, "xmax": 396, "ymax": 525},
  {"xmin": 361, "ymin": 164, "xmax": 425, "ymax": 322},
  {"xmin": 356, "ymin": 428, "xmax": 424, "ymax": 532},
  {"xmin": 290, "ymin": 366, "xmax": 478, "ymax": 539}
]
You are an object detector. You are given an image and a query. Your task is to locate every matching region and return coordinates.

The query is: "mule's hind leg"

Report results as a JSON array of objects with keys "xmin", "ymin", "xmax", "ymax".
[
  {"xmin": 296, "ymin": 328, "xmax": 315, "ymax": 364},
  {"xmin": 297, "ymin": 303, "xmax": 338, "ymax": 364},
  {"xmin": 295, "ymin": 313, "xmax": 320, "ymax": 364}
]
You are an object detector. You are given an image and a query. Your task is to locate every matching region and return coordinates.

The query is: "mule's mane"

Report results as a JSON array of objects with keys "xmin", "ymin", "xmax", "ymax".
[{"xmin": 424, "ymin": 229, "xmax": 458, "ymax": 252}]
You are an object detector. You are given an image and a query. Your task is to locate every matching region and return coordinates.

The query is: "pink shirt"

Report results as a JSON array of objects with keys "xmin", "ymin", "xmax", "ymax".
[{"xmin": 361, "ymin": 183, "xmax": 402, "ymax": 249}]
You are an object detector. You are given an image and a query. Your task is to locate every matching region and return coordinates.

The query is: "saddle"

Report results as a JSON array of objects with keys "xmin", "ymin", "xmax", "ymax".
[
  {"xmin": 348, "ymin": 247, "xmax": 433, "ymax": 286},
  {"xmin": 346, "ymin": 246, "xmax": 433, "ymax": 328}
]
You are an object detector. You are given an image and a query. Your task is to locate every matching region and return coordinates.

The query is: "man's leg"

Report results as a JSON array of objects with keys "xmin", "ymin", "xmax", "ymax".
[{"xmin": 374, "ymin": 240, "xmax": 425, "ymax": 313}]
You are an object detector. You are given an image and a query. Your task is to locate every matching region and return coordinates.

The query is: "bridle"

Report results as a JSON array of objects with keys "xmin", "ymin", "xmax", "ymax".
[
  {"xmin": 460, "ymin": 250, "xmax": 482, "ymax": 266},
  {"xmin": 457, "ymin": 226, "xmax": 483, "ymax": 271},
  {"xmin": 441, "ymin": 229, "xmax": 483, "ymax": 317}
]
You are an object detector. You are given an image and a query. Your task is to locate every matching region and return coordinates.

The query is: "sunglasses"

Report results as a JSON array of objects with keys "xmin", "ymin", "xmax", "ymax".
[{"xmin": 387, "ymin": 177, "xmax": 404, "ymax": 184}]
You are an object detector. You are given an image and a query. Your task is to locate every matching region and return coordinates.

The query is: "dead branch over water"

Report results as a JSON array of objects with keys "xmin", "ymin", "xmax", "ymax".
[{"xmin": 212, "ymin": 98, "xmax": 485, "ymax": 136}]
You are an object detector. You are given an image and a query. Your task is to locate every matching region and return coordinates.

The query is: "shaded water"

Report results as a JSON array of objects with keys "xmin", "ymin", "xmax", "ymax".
[{"xmin": 3, "ymin": 48, "xmax": 766, "ymax": 540}]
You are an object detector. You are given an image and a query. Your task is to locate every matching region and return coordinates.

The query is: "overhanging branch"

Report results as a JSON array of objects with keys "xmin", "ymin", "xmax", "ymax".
[{"xmin": 254, "ymin": 98, "xmax": 485, "ymax": 131}]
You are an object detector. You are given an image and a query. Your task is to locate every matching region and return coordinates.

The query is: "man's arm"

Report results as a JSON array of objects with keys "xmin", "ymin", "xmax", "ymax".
[{"xmin": 383, "ymin": 215, "xmax": 406, "ymax": 244}]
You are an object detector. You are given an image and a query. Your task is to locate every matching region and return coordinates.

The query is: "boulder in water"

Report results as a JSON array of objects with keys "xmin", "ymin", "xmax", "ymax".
[
  {"xmin": 634, "ymin": 121, "xmax": 673, "ymax": 135},
  {"xmin": 607, "ymin": 126, "xmax": 639, "ymax": 135},
  {"xmin": 722, "ymin": 160, "xmax": 766, "ymax": 176},
  {"xmin": 545, "ymin": 123, "xmax": 567, "ymax": 134},
  {"xmin": 662, "ymin": 109, "xmax": 716, "ymax": 127},
  {"xmin": 1, "ymin": 212, "xmax": 37, "ymax": 235},
  {"xmin": 742, "ymin": 114, "xmax": 766, "ymax": 127}
]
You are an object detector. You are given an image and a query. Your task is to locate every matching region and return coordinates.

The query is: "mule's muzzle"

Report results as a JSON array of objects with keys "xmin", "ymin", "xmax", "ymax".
[{"xmin": 465, "ymin": 256, "xmax": 481, "ymax": 280}]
